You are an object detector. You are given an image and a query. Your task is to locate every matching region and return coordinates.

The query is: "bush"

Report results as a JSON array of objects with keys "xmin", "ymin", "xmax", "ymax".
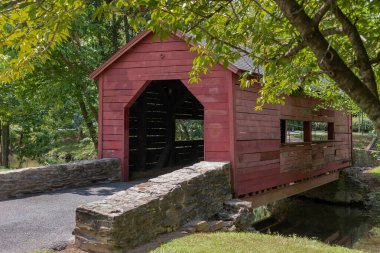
[{"xmin": 352, "ymin": 116, "xmax": 374, "ymax": 133}]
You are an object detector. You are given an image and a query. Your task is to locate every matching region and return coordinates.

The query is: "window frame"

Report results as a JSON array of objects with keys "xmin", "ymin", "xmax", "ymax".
[
  {"xmin": 311, "ymin": 121, "xmax": 335, "ymax": 142},
  {"xmin": 280, "ymin": 119, "xmax": 334, "ymax": 145}
]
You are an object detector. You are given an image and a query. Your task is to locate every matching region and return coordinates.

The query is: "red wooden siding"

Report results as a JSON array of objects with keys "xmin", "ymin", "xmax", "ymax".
[
  {"xmin": 98, "ymin": 33, "xmax": 234, "ymax": 180},
  {"xmin": 233, "ymin": 77, "xmax": 352, "ymax": 196}
]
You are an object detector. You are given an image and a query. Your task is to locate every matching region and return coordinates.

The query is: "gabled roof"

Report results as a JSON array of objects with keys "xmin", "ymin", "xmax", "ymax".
[{"xmin": 89, "ymin": 30, "xmax": 259, "ymax": 80}]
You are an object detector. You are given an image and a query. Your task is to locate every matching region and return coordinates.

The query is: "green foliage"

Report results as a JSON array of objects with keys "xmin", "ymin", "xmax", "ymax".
[
  {"xmin": 368, "ymin": 166, "xmax": 380, "ymax": 182},
  {"xmin": 0, "ymin": 0, "xmax": 86, "ymax": 82},
  {"xmin": 0, "ymin": 2, "xmax": 137, "ymax": 166},
  {"xmin": 352, "ymin": 116, "xmax": 375, "ymax": 133},
  {"xmin": 1, "ymin": 1, "xmax": 380, "ymax": 113},
  {"xmin": 11, "ymin": 126, "xmax": 53, "ymax": 162},
  {"xmin": 44, "ymin": 134, "xmax": 97, "ymax": 164},
  {"xmin": 175, "ymin": 119, "xmax": 203, "ymax": 141},
  {"xmin": 1, "ymin": 0, "xmax": 380, "ymax": 164}
]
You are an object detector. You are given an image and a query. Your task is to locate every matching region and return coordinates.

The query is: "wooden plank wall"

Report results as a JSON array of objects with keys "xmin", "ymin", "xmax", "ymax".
[
  {"xmin": 99, "ymin": 33, "xmax": 233, "ymax": 180},
  {"xmin": 233, "ymin": 77, "xmax": 352, "ymax": 196}
]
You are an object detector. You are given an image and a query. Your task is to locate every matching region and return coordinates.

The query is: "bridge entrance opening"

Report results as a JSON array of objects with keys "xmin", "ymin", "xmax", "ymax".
[{"xmin": 128, "ymin": 80, "xmax": 204, "ymax": 179}]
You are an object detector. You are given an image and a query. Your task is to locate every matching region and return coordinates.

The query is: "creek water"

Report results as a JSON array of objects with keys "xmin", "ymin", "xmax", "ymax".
[{"xmin": 254, "ymin": 198, "xmax": 380, "ymax": 251}]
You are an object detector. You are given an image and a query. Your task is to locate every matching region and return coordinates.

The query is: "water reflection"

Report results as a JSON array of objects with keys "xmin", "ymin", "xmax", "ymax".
[{"xmin": 254, "ymin": 198, "xmax": 379, "ymax": 249}]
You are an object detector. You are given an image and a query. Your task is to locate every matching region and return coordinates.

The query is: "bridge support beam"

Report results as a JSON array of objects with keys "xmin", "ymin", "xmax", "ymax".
[{"xmin": 243, "ymin": 171, "xmax": 340, "ymax": 208}]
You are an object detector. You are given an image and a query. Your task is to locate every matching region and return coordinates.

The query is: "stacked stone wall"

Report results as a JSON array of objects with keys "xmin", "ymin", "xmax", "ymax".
[
  {"xmin": 74, "ymin": 161, "xmax": 231, "ymax": 253},
  {"xmin": 0, "ymin": 159, "xmax": 120, "ymax": 199}
]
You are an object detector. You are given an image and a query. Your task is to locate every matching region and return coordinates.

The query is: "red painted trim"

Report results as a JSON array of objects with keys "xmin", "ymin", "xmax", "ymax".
[
  {"xmin": 98, "ymin": 75, "xmax": 103, "ymax": 159},
  {"xmin": 125, "ymin": 80, "xmax": 151, "ymax": 109},
  {"xmin": 122, "ymin": 80, "xmax": 151, "ymax": 182},
  {"xmin": 228, "ymin": 73, "xmax": 238, "ymax": 195},
  {"xmin": 122, "ymin": 108, "xmax": 129, "ymax": 181},
  {"xmin": 90, "ymin": 31, "xmax": 249, "ymax": 80}
]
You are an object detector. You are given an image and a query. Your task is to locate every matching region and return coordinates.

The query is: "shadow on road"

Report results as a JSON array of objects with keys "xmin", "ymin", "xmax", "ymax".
[{"xmin": 0, "ymin": 180, "xmax": 146, "ymax": 202}]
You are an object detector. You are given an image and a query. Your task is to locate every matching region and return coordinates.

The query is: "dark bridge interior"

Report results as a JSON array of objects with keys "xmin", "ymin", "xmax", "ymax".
[{"xmin": 128, "ymin": 80, "xmax": 204, "ymax": 179}]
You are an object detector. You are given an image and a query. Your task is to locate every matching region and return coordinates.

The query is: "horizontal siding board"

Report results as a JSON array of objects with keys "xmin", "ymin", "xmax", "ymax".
[
  {"xmin": 233, "ymin": 81, "xmax": 351, "ymax": 196},
  {"xmin": 236, "ymin": 140, "xmax": 280, "ymax": 153}
]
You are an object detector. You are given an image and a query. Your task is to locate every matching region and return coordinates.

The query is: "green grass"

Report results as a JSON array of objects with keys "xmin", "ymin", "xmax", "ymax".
[
  {"xmin": 353, "ymin": 225, "xmax": 380, "ymax": 253},
  {"xmin": 368, "ymin": 166, "xmax": 380, "ymax": 181},
  {"xmin": 0, "ymin": 167, "xmax": 11, "ymax": 172},
  {"xmin": 152, "ymin": 233, "xmax": 360, "ymax": 253}
]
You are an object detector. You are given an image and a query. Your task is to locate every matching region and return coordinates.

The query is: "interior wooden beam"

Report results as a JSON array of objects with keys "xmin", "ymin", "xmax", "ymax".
[{"xmin": 136, "ymin": 93, "xmax": 147, "ymax": 170}]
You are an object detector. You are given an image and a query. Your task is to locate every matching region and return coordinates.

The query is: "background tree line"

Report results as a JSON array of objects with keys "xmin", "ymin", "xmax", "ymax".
[{"xmin": 0, "ymin": 2, "xmax": 140, "ymax": 168}]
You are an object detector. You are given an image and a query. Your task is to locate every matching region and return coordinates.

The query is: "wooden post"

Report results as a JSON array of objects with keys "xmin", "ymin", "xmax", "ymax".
[
  {"xmin": 303, "ymin": 121, "xmax": 311, "ymax": 142},
  {"xmin": 280, "ymin": 119, "xmax": 286, "ymax": 143},
  {"xmin": 136, "ymin": 93, "xmax": 147, "ymax": 170},
  {"xmin": 328, "ymin": 122, "xmax": 334, "ymax": 140}
]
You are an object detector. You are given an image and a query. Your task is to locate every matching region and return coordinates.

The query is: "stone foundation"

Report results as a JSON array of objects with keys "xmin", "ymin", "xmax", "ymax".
[
  {"xmin": 0, "ymin": 159, "xmax": 120, "ymax": 199},
  {"xmin": 300, "ymin": 167, "xmax": 370, "ymax": 204},
  {"xmin": 74, "ymin": 161, "xmax": 231, "ymax": 253}
]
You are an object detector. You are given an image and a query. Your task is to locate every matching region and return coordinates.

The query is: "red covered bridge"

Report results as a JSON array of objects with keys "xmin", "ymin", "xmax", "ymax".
[{"xmin": 90, "ymin": 31, "xmax": 352, "ymax": 201}]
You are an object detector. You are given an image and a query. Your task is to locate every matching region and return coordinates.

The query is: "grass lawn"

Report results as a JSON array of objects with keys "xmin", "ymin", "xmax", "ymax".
[
  {"xmin": 0, "ymin": 167, "xmax": 10, "ymax": 172},
  {"xmin": 368, "ymin": 166, "xmax": 380, "ymax": 181},
  {"xmin": 152, "ymin": 233, "xmax": 360, "ymax": 253}
]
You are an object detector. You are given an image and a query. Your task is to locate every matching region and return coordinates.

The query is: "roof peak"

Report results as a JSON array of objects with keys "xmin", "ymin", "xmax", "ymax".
[{"xmin": 89, "ymin": 30, "xmax": 261, "ymax": 80}]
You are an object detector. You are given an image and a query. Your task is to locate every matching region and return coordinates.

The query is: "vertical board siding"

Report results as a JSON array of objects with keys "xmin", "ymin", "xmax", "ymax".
[
  {"xmin": 233, "ymin": 77, "xmax": 352, "ymax": 196},
  {"xmin": 99, "ymin": 33, "xmax": 232, "ymax": 178}
]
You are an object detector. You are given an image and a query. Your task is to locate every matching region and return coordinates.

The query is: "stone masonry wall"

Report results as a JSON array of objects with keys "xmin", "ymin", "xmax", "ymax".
[
  {"xmin": 74, "ymin": 161, "xmax": 231, "ymax": 253},
  {"xmin": 0, "ymin": 159, "xmax": 120, "ymax": 199}
]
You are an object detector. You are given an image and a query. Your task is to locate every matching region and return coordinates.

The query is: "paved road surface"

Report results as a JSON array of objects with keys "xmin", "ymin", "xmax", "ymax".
[{"xmin": 0, "ymin": 181, "xmax": 142, "ymax": 253}]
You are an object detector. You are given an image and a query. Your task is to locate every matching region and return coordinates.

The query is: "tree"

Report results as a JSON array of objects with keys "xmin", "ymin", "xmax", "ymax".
[
  {"xmin": 121, "ymin": 0, "xmax": 380, "ymax": 134},
  {"xmin": 1, "ymin": 0, "xmax": 380, "ymax": 137},
  {"xmin": 1, "ymin": 1, "xmax": 137, "ymax": 155}
]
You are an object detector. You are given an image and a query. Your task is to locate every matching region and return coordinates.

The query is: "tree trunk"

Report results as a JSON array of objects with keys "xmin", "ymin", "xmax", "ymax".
[
  {"xmin": 375, "ymin": 123, "xmax": 380, "ymax": 141},
  {"xmin": 1, "ymin": 122, "xmax": 10, "ymax": 168},
  {"xmin": 274, "ymin": 0, "xmax": 380, "ymax": 138},
  {"xmin": 78, "ymin": 98, "xmax": 98, "ymax": 150},
  {"xmin": 87, "ymin": 100, "xmax": 98, "ymax": 122},
  {"xmin": 112, "ymin": 13, "xmax": 119, "ymax": 52},
  {"xmin": 124, "ymin": 15, "xmax": 131, "ymax": 43},
  {"xmin": 17, "ymin": 130, "xmax": 24, "ymax": 168}
]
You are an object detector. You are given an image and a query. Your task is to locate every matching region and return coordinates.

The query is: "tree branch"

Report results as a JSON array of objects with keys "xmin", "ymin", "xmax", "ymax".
[
  {"xmin": 274, "ymin": 0, "xmax": 380, "ymax": 129},
  {"xmin": 312, "ymin": 0, "xmax": 335, "ymax": 25},
  {"xmin": 333, "ymin": 5, "xmax": 378, "ymax": 98},
  {"xmin": 282, "ymin": 27, "xmax": 343, "ymax": 58},
  {"xmin": 184, "ymin": 1, "xmax": 232, "ymax": 33},
  {"xmin": 370, "ymin": 53, "xmax": 380, "ymax": 65}
]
